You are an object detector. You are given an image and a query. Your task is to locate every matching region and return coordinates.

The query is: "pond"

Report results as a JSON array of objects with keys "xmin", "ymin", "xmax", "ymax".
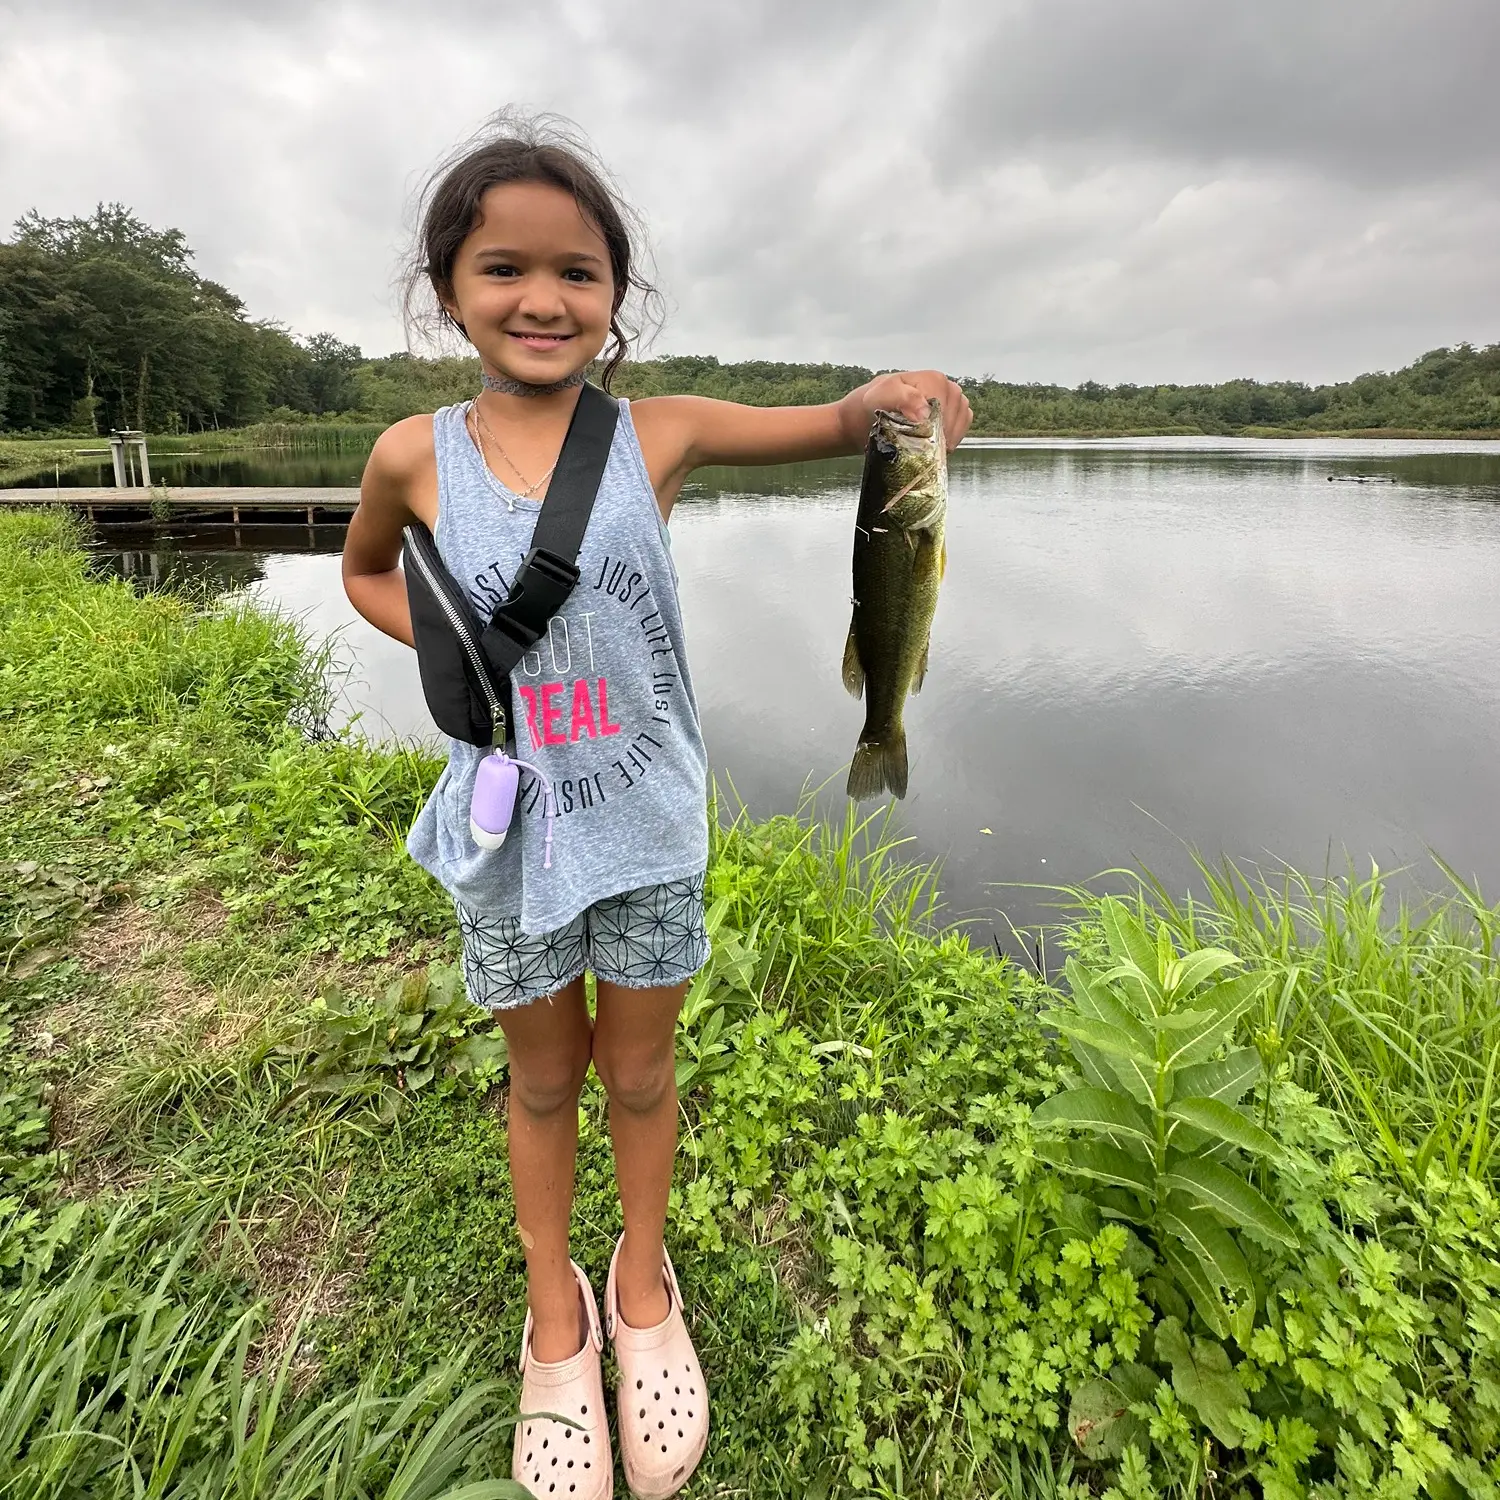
[{"xmin": 90, "ymin": 436, "xmax": 1500, "ymax": 944}]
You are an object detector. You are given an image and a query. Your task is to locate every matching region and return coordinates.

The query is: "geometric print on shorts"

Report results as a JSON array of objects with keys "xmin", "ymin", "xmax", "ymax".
[
  {"xmin": 585, "ymin": 875, "xmax": 709, "ymax": 988},
  {"xmin": 456, "ymin": 873, "xmax": 709, "ymax": 1012},
  {"xmin": 456, "ymin": 902, "xmax": 588, "ymax": 1013}
]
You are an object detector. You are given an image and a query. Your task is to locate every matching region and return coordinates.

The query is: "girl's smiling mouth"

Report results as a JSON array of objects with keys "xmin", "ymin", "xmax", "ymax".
[{"xmin": 509, "ymin": 331, "xmax": 575, "ymax": 350}]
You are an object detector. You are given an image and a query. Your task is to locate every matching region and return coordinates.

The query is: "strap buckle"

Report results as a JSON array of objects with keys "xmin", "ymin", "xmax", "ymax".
[{"xmin": 487, "ymin": 547, "xmax": 582, "ymax": 651}]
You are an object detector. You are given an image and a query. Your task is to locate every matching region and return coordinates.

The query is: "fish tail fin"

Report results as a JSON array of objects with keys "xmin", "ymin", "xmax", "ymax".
[
  {"xmin": 847, "ymin": 727, "xmax": 909, "ymax": 801},
  {"xmin": 842, "ymin": 621, "xmax": 865, "ymax": 698}
]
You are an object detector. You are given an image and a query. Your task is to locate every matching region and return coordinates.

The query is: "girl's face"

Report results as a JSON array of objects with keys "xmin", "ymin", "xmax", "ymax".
[{"xmin": 444, "ymin": 180, "xmax": 616, "ymax": 385}]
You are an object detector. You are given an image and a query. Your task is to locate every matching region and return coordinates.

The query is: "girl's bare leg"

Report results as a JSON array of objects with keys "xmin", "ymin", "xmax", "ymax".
[
  {"xmin": 495, "ymin": 976, "xmax": 593, "ymax": 1362},
  {"xmin": 591, "ymin": 979, "xmax": 687, "ymax": 1328}
]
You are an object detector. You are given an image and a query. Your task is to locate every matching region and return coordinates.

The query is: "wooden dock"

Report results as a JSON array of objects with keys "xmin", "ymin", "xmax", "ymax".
[{"xmin": 0, "ymin": 487, "xmax": 359, "ymax": 524}]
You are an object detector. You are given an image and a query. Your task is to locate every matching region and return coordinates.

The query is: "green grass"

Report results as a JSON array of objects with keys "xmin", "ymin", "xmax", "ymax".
[
  {"xmin": 0, "ymin": 1203, "xmax": 528, "ymax": 1500},
  {"xmin": 3, "ymin": 508, "xmax": 1500, "ymax": 1499},
  {"xmin": 145, "ymin": 421, "xmax": 388, "ymax": 453},
  {"xmin": 0, "ymin": 435, "xmax": 107, "ymax": 486},
  {"xmin": 0, "ymin": 424, "xmax": 386, "ymax": 486}
]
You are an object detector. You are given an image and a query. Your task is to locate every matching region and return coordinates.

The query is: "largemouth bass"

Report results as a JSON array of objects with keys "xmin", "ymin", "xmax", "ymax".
[{"xmin": 843, "ymin": 399, "xmax": 947, "ymax": 800}]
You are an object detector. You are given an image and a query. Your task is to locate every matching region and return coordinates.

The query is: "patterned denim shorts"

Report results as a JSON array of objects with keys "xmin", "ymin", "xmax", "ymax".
[{"xmin": 456, "ymin": 875, "xmax": 710, "ymax": 1012}]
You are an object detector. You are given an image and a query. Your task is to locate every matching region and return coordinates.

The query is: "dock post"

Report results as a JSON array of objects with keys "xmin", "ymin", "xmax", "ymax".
[
  {"xmin": 109, "ymin": 430, "xmax": 151, "ymax": 487},
  {"xmin": 307, "ymin": 505, "xmax": 316, "ymax": 525}
]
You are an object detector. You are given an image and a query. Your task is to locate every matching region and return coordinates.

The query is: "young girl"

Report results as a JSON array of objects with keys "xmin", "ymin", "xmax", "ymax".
[{"xmin": 342, "ymin": 117, "xmax": 970, "ymax": 1500}]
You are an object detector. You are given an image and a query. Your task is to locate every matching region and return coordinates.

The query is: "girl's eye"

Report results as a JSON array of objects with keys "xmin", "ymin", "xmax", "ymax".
[
  {"xmin": 486, "ymin": 265, "xmax": 519, "ymax": 278},
  {"xmin": 563, "ymin": 268, "xmax": 595, "ymax": 283}
]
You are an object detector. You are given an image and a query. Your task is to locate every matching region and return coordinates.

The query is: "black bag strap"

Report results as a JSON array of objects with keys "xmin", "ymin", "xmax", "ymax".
[{"xmin": 480, "ymin": 382, "xmax": 619, "ymax": 676}]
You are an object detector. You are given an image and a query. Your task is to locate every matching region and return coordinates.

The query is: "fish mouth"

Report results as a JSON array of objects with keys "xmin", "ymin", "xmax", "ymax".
[{"xmin": 871, "ymin": 401, "xmax": 942, "ymax": 451}]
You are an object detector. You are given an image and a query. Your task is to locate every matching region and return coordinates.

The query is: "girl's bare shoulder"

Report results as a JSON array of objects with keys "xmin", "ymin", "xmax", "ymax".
[
  {"xmin": 366, "ymin": 413, "xmax": 438, "ymax": 482},
  {"xmin": 359, "ymin": 413, "xmax": 440, "ymax": 530}
]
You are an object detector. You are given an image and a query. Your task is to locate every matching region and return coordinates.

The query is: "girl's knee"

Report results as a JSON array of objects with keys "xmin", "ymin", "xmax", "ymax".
[
  {"xmin": 594, "ymin": 1045, "xmax": 675, "ymax": 1115},
  {"xmin": 509, "ymin": 1042, "xmax": 590, "ymax": 1118}
]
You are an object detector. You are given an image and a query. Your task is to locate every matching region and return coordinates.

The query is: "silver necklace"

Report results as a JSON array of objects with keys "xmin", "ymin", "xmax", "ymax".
[{"xmin": 468, "ymin": 402, "xmax": 557, "ymax": 506}]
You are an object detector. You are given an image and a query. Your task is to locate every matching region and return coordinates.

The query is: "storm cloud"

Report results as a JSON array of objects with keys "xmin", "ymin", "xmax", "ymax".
[{"xmin": 1, "ymin": 0, "xmax": 1495, "ymax": 383}]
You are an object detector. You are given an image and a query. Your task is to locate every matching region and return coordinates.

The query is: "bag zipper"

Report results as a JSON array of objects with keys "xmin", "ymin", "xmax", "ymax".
[{"xmin": 403, "ymin": 525, "xmax": 507, "ymax": 744}]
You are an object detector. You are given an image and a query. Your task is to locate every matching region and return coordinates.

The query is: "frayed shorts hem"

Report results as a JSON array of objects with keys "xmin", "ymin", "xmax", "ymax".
[
  {"xmin": 457, "ymin": 874, "xmax": 709, "ymax": 1013},
  {"xmin": 485, "ymin": 959, "xmax": 591, "ymax": 1013},
  {"xmin": 589, "ymin": 951, "xmax": 710, "ymax": 993},
  {"xmin": 480, "ymin": 951, "xmax": 709, "ymax": 1013}
]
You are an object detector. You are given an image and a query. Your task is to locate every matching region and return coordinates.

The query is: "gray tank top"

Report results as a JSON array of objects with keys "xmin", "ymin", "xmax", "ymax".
[{"xmin": 405, "ymin": 398, "xmax": 709, "ymax": 935}]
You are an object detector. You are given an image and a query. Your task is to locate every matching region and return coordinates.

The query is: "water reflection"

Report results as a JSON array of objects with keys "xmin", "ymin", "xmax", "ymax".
[
  {"xmin": 88, "ymin": 525, "xmax": 344, "ymax": 595},
  {"xmin": 86, "ymin": 440, "xmax": 1500, "ymax": 943},
  {"xmin": 19, "ymin": 450, "xmax": 372, "ymax": 489}
]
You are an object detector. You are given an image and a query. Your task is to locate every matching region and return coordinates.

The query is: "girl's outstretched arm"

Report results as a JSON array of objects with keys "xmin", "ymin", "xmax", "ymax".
[{"xmin": 632, "ymin": 369, "xmax": 972, "ymax": 516}]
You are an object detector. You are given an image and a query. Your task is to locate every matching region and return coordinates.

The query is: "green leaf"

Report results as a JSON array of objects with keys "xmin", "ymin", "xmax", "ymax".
[
  {"xmin": 1045, "ymin": 1138, "xmax": 1155, "ymax": 1197},
  {"xmin": 1032, "ymin": 1088, "xmax": 1155, "ymax": 1145},
  {"xmin": 438, "ymin": 1483, "xmax": 538, "ymax": 1500},
  {"xmin": 1066, "ymin": 957, "xmax": 1154, "ymax": 1046},
  {"xmin": 449, "ymin": 1031, "xmax": 509, "ymax": 1074},
  {"xmin": 1054, "ymin": 1193, "xmax": 1102, "ymax": 1246},
  {"xmin": 1042, "ymin": 1014, "xmax": 1154, "ymax": 1073},
  {"xmin": 1161, "ymin": 972, "xmax": 1266, "ymax": 1071},
  {"xmin": 1068, "ymin": 1365, "xmax": 1157, "ymax": 1459},
  {"xmin": 1161, "ymin": 1202, "xmax": 1255, "ymax": 1343},
  {"xmin": 1152, "ymin": 1317, "xmax": 1250, "ymax": 1449},
  {"xmin": 1095, "ymin": 1186, "xmax": 1152, "ymax": 1225},
  {"xmin": 1153, "ymin": 1006, "xmax": 1225, "ymax": 1033},
  {"xmin": 1090, "ymin": 1039, "xmax": 1157, "ymax": 1108},
  {"xmin": 1100, "ymin": 959, "xmax": 1165, "ymax": 1021},
  {"xmin": 1173, "ymin": 1049, "xmax": 1261, "ymax": 1108},
  {"xmin": 1159, "ymin": 1159, "xmax": 1298, "ymax": 1246},
  {"xmin": 1167, "ymin": 1098, "xmax": 1280, "ymax": 1159},
  {"xmin": 1067, "ymin": 1035, "xmax": 1135, "ymax": 1098},
  {"xmin": 1099, "ymin": 897, "xmax": 1161, "ymax": 987},
  {"xmin": 1160, "ymin": 1238, "xmax": 1229, "ymax": 1339},
  {"xmin": 1164, "ymin": 947, "xmax": 1240, "ymax": 1000}
]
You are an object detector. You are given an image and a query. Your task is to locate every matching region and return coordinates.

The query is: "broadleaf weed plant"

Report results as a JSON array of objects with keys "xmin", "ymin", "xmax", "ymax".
[{"xmin": 1034, "ymin": 896, "xmax": 1294, "ymax": 1344}]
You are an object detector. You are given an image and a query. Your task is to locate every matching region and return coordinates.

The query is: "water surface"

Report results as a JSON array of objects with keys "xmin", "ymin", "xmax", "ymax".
[{"xmin": 90, "ymin": 437, "xmax": 1500, "ymax": 944}]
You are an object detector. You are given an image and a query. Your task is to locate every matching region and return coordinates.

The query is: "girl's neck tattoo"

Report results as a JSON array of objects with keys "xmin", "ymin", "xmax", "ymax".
[{"xmin": 480, "ymin": 368, "xmax": 587, "ymax": 398}]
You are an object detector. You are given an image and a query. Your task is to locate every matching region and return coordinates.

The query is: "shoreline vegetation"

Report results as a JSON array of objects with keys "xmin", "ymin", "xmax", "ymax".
[
  {"xmin": 1, "ymin": 207, "xmax": 1497, "ymax": 488},
  {"xmin": 2, "ymin": 398, "xmax": 1495, "ymax": 489},
  {"xmin": 5, "ymin": 507, "xmax": 1500, "ymax": 1498}
]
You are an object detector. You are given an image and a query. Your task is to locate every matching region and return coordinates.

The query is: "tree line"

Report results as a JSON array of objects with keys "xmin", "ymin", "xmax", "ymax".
[{"xmin": 2, "ymin": 204, "xmax": 1496, "ymax": 436}]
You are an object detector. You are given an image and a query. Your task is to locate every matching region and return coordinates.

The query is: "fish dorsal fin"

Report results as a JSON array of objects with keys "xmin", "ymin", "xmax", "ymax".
[{"xmin": 841, "ymin": 620, "xmax": 865, "ymax": 699}]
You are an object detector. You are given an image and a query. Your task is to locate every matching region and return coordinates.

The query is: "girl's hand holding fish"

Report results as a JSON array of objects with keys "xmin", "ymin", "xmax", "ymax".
[{"xmin": 838, "ymin": 368, "xmax": 973, "ymax": 452}]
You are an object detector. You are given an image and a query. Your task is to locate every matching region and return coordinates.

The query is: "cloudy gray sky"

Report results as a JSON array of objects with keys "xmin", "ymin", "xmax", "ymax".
[{"xmin": 2, "ymin": 0, "xmax": 1496, "ymax": 384}]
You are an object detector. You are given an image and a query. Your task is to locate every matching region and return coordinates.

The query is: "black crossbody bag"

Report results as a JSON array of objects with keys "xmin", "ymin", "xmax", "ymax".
[{"xmin": 402, "ymin": 384, "xmax": 620, "ymax": 747}]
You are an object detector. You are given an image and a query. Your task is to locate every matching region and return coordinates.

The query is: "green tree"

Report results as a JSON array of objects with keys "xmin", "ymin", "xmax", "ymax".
[
  {"xmin": 0, "ymin": 203, "xmax": 311, "ymax": 433},
  {"xmin": 301, "ymin": 332, "xmax": 364, "ymax": 415},
  {"xmin": 0, "ymin": 308, "xmax": 11, "ymax": 429}
]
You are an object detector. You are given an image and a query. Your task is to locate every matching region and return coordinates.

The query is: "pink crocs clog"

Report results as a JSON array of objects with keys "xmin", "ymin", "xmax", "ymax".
[
  {"xmin": 604, "ymin": 1240, "xmax": 709, "ymax": 1500},
  {"xmin": 513, "ymin": 1261, "xmax": 613, "ymax": 1500}
]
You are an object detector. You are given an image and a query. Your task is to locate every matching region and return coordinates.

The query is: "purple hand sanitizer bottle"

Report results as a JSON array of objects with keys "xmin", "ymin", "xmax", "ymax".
[{"xmin": 469, "ymin": 750, "xmax": 520, "ymax": 850}]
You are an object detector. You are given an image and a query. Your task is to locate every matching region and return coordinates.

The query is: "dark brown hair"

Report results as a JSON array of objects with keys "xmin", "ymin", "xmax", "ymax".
[{"xmin": 405, "ymin": 111, "xmax": 661, "ymax": 390}]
